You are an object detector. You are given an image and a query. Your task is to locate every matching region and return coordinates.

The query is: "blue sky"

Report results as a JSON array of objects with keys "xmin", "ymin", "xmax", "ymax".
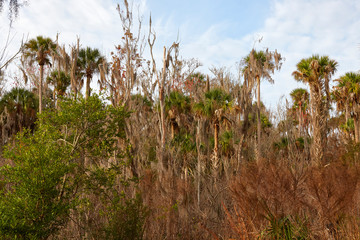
[{"xmin": 1, "ymin": 0, "xmax": 360, "ymax": 109}]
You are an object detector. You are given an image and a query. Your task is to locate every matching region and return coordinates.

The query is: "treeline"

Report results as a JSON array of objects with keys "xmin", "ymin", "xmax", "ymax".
[{"xmin": 0, "ymin": 1, "xmax": 360, "ymax": 239}]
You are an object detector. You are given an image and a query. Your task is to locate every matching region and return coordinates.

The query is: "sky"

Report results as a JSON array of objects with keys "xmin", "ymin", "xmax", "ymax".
[{"xmin": 1, "ymin": 0, "xmax": 360, "ymax": 109}]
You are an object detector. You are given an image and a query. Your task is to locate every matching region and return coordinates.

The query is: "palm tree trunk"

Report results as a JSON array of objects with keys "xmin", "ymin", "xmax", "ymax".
[
  {"xmin": 85, "ymin": 75, "xmax": 91, "ymax": 100},
  {"xmin": 354, "ymin": 114, "xmax": 359, "ymax": 143},
  {"xmin": 39, "ymin": 64, "xmax": 44, "ymax": 114},
  {"xmin": 213, "ymin": 121, "xmax": 219, "ymax": 167},
  {"xmin": 310, "ymin": 86, "xmax": 325, "ymax": 163},
  {"xmin": 345, "ymin": 104, "xmax": 351, "ymax": 140},
  {"xmin": 354, "ymin": 117, "xmax": 358, "ymax": 143},
  {"xmin": 196, "ymin": 118, "xmax": 202, "ymax": 208},
  {"xmin": 298, "ymin": 108, "xmax": 302, "ymax": 137},
  {"xmin": 256, "ymin": 75, "xmax": 261, "ymax": 162},
  {"xmin": 170, "ymin": 120, "xmax": 175, "ymax": 139}
]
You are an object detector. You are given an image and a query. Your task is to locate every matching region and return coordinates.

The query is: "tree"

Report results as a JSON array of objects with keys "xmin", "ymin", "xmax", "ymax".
[
  {"xmin": 47, "ymin": 70, "xmax": 70, "ymax": 106},
  {"xmin": 165, "ymin": 91, "xmax": 191, "ymax": 139},
  {"xmin": 38, "ymin": 95, "xmax": 148, "ymax": 238},
  {"xmin": 0, "ymin": 87, "xmax": 37, "ymax": 143},
  {"xmin": 0, "ymin": 127, "xmax": 76, "ymax": 239},
  {"xmin": 77, "ymin": 47, "xmax": 104, "ymax": 100},
  {"xmin": 292, "ymin": 55, "xmax": 338, "ymax": 162},
  {"xmin": 241, "ymin": 49, "xmax": 282, "ymax": 162},
  {"xmin": 23, "ymin": 36, "xmax": 56, "ymax": 113},
  {"xmin": 69, "ymin": 38, "xmax": 83, "ymax": 99},
  {"xmin": 194, "ymin": 88, "xmax": 232, "ymax": 170},
  {"xmin": 333, "ymin": 72, "xmax": 360, "ymax": 143},
  {"xmin": 290, "ymin": 88, "xmax": 310, "ymax": 137}
]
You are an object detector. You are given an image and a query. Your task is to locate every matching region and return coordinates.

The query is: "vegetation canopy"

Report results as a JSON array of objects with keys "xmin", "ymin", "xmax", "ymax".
[{"xmin": 0, "ymin": 1, "xmax": 359, "ymax": 239}]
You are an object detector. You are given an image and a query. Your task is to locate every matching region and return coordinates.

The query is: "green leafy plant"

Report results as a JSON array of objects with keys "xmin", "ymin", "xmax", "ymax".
[{"xmin": 0, "ymin": 128, "xmax": 77, "ymax": 239}]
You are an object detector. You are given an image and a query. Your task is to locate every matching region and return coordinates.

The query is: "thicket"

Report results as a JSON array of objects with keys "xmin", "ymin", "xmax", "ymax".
[{"xmin": 0, "ymin": 1, "xmax": 360, "ymax": 239}]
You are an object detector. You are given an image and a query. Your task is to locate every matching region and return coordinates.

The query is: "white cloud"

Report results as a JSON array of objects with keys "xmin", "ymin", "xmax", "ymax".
[
  {"xmin": 256, "ymin": 0, "xmax": 360, "ymax": 107},
  {"xmin": 172, "ymin": 0, "xmax": 360, "ymax": 107}
]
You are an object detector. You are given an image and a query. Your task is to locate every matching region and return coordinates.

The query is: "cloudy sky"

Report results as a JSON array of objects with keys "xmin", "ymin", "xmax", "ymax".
[{"xmin": 1, "ymin": 0, "xmax": 360, "ymax": 108}]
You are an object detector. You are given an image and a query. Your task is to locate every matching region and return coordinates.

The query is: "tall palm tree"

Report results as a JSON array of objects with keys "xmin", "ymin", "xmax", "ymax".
[
  {"xmin": 292, "ymin": 55, "xmax": 338, "ymax": 162},
  {"xmin": 77, "ymin": 47, "xmax": 104, "ymax": 100},
  {"xmin": 333, "ymin": 72, "xmax": 360, "ymax": 142},
  {"xmin": 194, "ymin": 88, "xmax": 232, "ymax": 166},
  {"xmin": 23, "ymin": 36, "xmax": 56, "ymax": 113},
  {"xmin": 290, "ymin": 88, "xmax": 310, "ymax": 137},
  {"xmin": 242, "ymin": 49, "xmax": 282, "ymax": 161}
]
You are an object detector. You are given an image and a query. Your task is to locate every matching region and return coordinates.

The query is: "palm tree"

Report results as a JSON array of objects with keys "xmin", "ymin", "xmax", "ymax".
[
  {"xmin": 0, "ymin": 88, "xmax": 38, "ymax": 143},
  {"xmin": 194, "ymin": 88, "xmax": 232, "ymax": 166},
  {"xmin": 77, "ymin": 47, "xmax": 104, "ymax": 100},
  {"xmin": 165, "ymin": 91, "xmax": 191, "ymax": 139},
  {"xmin": 23, "ymin": 36, "xmax": 56, "ymax": 114},
  {"xmin": 242, "ymin": 49, "xmax": 282, "ymax": 161},
  {"xmin": 333, "ymin": 72, "xmax": 360, "ymax": 142},
  {"xmin": 292, "ymin": 55, "xmax": 338, "ymax": 162},
  {"xmin": 47, "ymin": 70, "xmax": 70, "ymax": 107},
  {"xmin": 290, "ymin": 88, "xmax": 310, "ymax": 137}
]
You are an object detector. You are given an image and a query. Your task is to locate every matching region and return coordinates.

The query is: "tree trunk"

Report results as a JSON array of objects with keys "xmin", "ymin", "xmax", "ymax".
[
  {"xmin": 213, "ymin": 120, "xmax": 220, "ymax": 170},
  {"xmin": 256, "ymin": 75, "xmax": 261, "ymax": 162},
  {"xmin": 354, "ymin": 114, "xmax": 359, "ymax": 143},
  {"xmin": 345, "ymin": 104, "xmax": 351, "ymax": 140},
  {"xmin": 170, "ymin": 118, "xmax": 178, "ymax": 140},
  {"xmin": 71, "ymin": 38, "xmax": 80, "ymax": 100},
  {"xmin": 298, "ymin": 108, "xmax": 302, "ymax": 137},
  {"xmin": 85, "ymin": 74, "xmax": 91, "ymax": 100},
  {"xmin": 159, "ymin": 47, "xmax": 167, "ymax": 169},
  {"xmin": 354, "ymin": 117, "xmax": 358, "ymax": 143},
  {"xmin": 196, "ymin": 118, "xmax": 202, "ymax": 209},
  {"xmin": 310, "ymin": 85, "xmax": 325, "ymax": 163},
  {"xmin": 170, "ymin": 120, "xmax": 175, "ymax": 140},
  {"xmin": 39, "ymin": 64, "xmax": 44, "ymax": 114},
  {"xmin": 56, "ymin": 58, "xmax": 61, "ymax": 109}
]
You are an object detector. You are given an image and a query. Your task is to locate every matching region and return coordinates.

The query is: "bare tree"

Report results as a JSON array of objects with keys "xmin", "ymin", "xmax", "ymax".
[
  {"xmin": 0, "ymin": 23, "xmax": 23, "ymax": 79},
  {"xmin": 0, "ymin": 0, "xmax": 27, "ymax": 21},
  {"xmin": 69, "ymin": 37, "xmax": 82, "ymax": 99}
]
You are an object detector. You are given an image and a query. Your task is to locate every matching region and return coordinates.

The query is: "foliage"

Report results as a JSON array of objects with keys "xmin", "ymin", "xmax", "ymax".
[
  {"xmin": 0, "ymin": 94, "xmax": 150, "ymax": 239},
  {"xmin": 165, "ymin": 91, "xmax": 191, "ymax": 116},
  {"xmin": 171, "ymin": 132, "xmax": 196, "ymax": 153},
  {"xmin": 193, "ymin": 88, "xmax": 232, "ymax": 118},
  {"xmin": 0, "ymin": 128, "xmax": 76, "ymax": 239},
  {"xmin": 263, "ymin": 212, "xmax": 310, "ymax": 240},
  {"xmin": 104, "ymin": 192, "xmax": 148, "ymax": 240},
  {"xmin": 261, "ymin": 114, "xmax": 272, "ymax": 129},
  {"xmin": 47, "ymin": 70, "xmax": 71, "ymax": 97},
  {"xmin": 39, "ymin": 94, "xmax": 130, "ymax": 163},
  {"xmin": 292, "ymin": 55, "xmax": 338, "ymax": 162},
  {"xmin": 220, "ymin": 130, "xmax": 234, "ymax": 155},
  {"xmin": 340, "ymin": 118, "xmax": 354, "ymax": 133},
  {"xmin": 3, "ymin": 6, "xmax": 360, "ymax": 239},
  {"xmin": 77, "ymin": 47, "xmax": 104, "ymax": 78},
  {"xmin": 23, "ymin": 36, "xmax": 56, "ymax": 67},
  {"xmin": 0, "ymin": 87, "xmax": 38, "ymax": 142}
]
